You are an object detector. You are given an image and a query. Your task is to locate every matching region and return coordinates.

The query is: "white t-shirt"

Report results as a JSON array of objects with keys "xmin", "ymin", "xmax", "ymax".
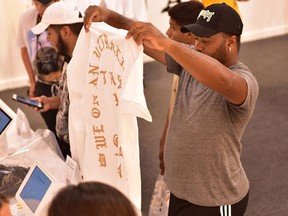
[
  {"xmin": 16, "ymin": 7, "xmax": 38, "ymax": 50},
  {"xmin": 16, "ymin": 7, "xmax": 50, "ymax": 63},
  {"xmin": 68, "ymin": 22, "xmax": 152, "ymax": 210},
  {"xmin": 16, "ymin": 7, "xmax": 52, "ymax": 74}
]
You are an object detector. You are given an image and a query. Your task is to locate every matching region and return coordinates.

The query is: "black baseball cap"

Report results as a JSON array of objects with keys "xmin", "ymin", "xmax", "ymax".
[
  {"xmin": 36, "ymin": 0, "xmax": 53, "ymax": 5},
  {"xmin": 181, "ymin": 3, "xmax": 243, "ymax": 37}
]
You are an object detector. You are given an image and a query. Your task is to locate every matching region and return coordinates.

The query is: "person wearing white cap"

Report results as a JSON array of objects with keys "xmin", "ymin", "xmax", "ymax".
[
  {"xmin": 30, "ymin": 1, "xmax": 83, "ymax": 159},
  {"xmin": 16, "ymin": 0, "xmax": 61, "ymax": 152},
  {"xmin": 84, "ymin": 3, "xmax": 259, "ymax": 216}
]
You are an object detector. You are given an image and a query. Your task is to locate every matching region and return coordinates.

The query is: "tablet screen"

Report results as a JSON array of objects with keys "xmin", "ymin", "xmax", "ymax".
[
  {"xmin": 19, "ymin": 165, "xmax": 53, "ymax": 213},
  {"xmin": 0, "ymin": 108, "xmax": 12, "ymax": 135}
]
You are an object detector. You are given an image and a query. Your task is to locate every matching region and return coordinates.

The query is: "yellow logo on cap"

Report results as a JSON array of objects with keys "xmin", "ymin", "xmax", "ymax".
[{"xmin": 198, "ymin": 10, "xmax": 215, "ymax": 22}]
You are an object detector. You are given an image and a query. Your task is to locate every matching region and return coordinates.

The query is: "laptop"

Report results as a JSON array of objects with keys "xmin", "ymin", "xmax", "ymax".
[
  {"xmin": 0, "ymin": 99, "xmax": 16, "ymax": 155},
  {"xmin": 15, "ymin": 161, "xmax": 56, "ymax": 216},
  {"xmin": 0, "ymin": 99, "xmax": 16, "ymax": 137}
]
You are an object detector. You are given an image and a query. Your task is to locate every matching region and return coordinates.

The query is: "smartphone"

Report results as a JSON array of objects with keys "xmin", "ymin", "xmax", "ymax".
[{"xmin": 12, "ymin": 94, "xmax": 44, "ymax": 109}]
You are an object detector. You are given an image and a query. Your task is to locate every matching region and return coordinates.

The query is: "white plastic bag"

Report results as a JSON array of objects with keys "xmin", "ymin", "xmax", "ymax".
[
  {"xmin": 149, "ymin": 174, "xmax": 170, "ymax": 216},
  {"xmin": 0, "ymin": 129, "xmax": 66, "ymax": 198}
]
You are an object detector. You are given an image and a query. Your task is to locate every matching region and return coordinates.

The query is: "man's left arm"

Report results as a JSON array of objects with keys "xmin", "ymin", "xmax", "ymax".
[{"xmin": 126, "ymin": 22, "xmax": 248, "ymax": 105}]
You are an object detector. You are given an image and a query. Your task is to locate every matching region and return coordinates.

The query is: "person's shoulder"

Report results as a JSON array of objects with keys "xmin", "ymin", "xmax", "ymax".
[
  {"xmin": 232, "ymin": 62, "xmax": 258, "ymax": 85},
  {"xmin": 230, "ymin": 61, "xmax": 250, "ymax": 72},
  {"xmin": 20, "ymin": 6, "xmax": 37, "ymax": 20},
  {"xmin": 18, "ymin": 7, "xmax": 38, "ymax": 28}
]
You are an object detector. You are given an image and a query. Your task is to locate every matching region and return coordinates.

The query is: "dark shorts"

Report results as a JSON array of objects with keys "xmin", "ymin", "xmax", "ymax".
[{"xmin": 168, "ymin": 191, "xmax": 249, "ymax": 216}]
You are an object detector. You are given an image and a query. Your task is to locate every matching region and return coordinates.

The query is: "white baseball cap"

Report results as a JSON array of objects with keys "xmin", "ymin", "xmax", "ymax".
[{"xmin": 32, "ymin": 1, "xmax": 83, "ymax": 35}]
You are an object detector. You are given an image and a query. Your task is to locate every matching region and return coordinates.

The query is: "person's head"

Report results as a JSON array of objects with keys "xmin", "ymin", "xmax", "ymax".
[
  {"xmin": 0, "ymin": 194, "xmax": 11, "ymax": 216},
  {"xmin": 32, "ymin": 1, "xmax": 83, "ymax": 57},
  {"xmin": 32, "ymin": 0, "xmax": 58, "ymax": 17},
  {"xmin": 181, "ymin": 3, "xmax": 243, "ymax": 66},
  {"xmin": 35, "ymin": 46, "xmax": 62, "ymax": 82},
  {"xmin": 48, "ymin": 182, "xmax": 138, "ymax": 216},
  {"xmin": 166, "ymin": 1, "xmax": 204, "ymax": 44}
]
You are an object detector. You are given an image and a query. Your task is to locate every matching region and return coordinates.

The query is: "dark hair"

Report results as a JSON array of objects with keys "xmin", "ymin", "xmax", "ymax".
[
  {"xmin": 48, "ymin": 182, "xmax": 138, "ymax": 216},
  {"xmin": 50, "ymin": 22, "xmax": 83, "ymax": 36},
  {"xmin": 35, "ymin": 0, "xmax": 53, "ymax": 5},
  {"xmin": 0, "ymin": 193, "xmax": 9, "ymax": 209},
  {"xmin": 49, "ymin": 23, "xmax": 83, "ymax": 56},
  {"xmin": 168, "ymin": 1, "xmax": 204, "ymax": 26}
]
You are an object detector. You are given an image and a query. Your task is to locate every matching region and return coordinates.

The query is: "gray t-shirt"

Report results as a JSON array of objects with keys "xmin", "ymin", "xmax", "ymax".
[{"xmin": 164, "ymin": 53, "xmax": 259, "ymax": 206}]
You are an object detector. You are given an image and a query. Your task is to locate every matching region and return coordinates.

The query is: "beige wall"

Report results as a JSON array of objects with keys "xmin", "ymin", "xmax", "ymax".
[
  {"xmin": 147, "ymin": 0, "xmax": 288, "ymax": 43},
  {"xmin": 0, "ymin": 0, "xmax": 30, "ymax": 91},
  {"xmin": 239, "ymin": 0, "xmax": 288, "ymax": 42}
]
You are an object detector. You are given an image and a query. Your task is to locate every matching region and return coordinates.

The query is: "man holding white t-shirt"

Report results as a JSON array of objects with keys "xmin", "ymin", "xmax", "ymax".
[
  {"xmin": 30, "ymin": 1, "xmax": 83, "ymax": 159},
  {"xmin": 84, "ymin": 3, "xmax": 259, "ymax": 216}
]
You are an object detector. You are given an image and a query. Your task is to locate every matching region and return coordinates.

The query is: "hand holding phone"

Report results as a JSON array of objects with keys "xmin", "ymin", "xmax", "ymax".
[{"xmin": 12, "ymin": 94, "xmax": 44, "ymax": 109}]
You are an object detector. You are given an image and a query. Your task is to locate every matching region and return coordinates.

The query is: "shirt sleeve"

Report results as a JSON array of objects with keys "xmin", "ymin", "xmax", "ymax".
[{"xmin": 16, "ymin": 11, "xmax": 27, "ymax": 48}]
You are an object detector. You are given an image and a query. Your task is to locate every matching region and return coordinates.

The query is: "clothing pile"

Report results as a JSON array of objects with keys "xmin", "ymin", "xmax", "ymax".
[{"xmin": 0, "ymin": 165, "xmax": 29, "ymax": 198}]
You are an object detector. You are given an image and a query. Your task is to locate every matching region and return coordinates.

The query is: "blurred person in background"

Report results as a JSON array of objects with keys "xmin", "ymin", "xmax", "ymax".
[
  {"xmin": 16, "ymin": 0, "xmax": 62, "ymax": 143},
  {"xmin": 159, "ymin": 0, "xmax": 204, "ymax": 175}
]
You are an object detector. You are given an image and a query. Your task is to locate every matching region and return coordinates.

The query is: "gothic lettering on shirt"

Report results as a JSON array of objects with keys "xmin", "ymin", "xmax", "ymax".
[
  {"xmin": 118, "ymin": 164, "xmax": 123, "ymax": 178},
  {"xmin": 113, "ymin": 134, "xmax": 119, "ymax": 147},
  {"xmin": 93, "ymin": 33, "xmax": 125, "ymax": 67},
  {"xmin": 88, "ymin": 65, "xmax": 123, "ymax": 89},
  {"xmin": 88, "ymin": 33, "xmax": 126, "ymax": 179},
  {"xmin": 98, "ymin": 153, "xmax": 107, "ymax": 167},
  {"xmin": 113, "ymin": 93, "xmax": 119, "ymax": 106}
]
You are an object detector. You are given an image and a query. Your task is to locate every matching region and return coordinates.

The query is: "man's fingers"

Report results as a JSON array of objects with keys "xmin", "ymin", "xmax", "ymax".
[
  {"xmin": 84, "ymin": 6, "xmax": 99, "ymax": 32},
  {"xmin": 126, "ymin": 23, "xmax": 147, "ymax": 45},
  {"xmin": 83, "ymin": 7, "xmax": 93, "ymax": 32}
]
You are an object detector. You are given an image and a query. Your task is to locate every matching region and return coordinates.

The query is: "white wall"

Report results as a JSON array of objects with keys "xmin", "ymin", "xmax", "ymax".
[
  {"xmin": 0, "ymin": 0, "xmax": 30, "ymax": 91},
  {"xmin": 146, "ymin": 0, "xmax": 288, "ymax": 43},
  {"xmin": 238, "ymin": 0, "xmax": 288, "ymax": 42},
  {"xmin": 1, "ymin": 0, "xmax": 288, "ymax": 91}
]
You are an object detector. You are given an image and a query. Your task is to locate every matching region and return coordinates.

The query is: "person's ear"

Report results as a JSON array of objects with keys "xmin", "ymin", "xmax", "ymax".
[
  {"xmin": 60, "ymin": 26, "xmax": 71, "ymax": 40},
  {"xmin": 227, "ymin": 35, "xmax": 237, "ymax": 52}
]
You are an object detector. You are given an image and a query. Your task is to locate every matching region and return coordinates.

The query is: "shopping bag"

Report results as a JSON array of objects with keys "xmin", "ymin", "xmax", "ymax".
[
  {"xmin": 0, "ymin": 129, "xmax": 65, "ymax": 198},
  {"xmin": 148, "ymin": 174, "xmax": 170, "ymax": 216}
]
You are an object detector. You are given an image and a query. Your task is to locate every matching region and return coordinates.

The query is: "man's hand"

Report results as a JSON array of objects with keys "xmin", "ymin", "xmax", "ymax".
[
  {"xmin": 31, "ymin": 95, "xmax": 50, "ymax": 112},
  {"xmin": 84, "ymin": 5, "xmax": 172, "ymax": 53},
  {"xmin": 84, "ymin": 5, "xmax": 107, "ymax": 32},
  {"xmin": 84, "ymin": 5, "xmax": 133, "ymax": 33},
  {"xmin": 126, "ymin": 22, "xmax": 171, "ymax": 51}
]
